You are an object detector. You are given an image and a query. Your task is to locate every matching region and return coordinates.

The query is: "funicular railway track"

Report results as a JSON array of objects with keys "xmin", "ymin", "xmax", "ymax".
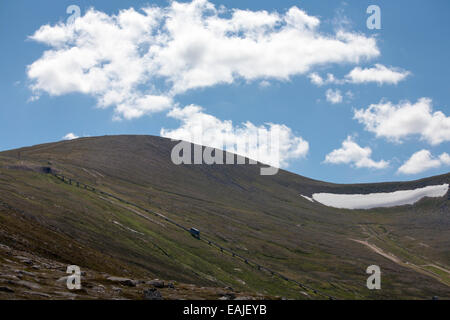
[{"xmin": 53, "ymin": 173, "xmax": 337, "ymax": 300}]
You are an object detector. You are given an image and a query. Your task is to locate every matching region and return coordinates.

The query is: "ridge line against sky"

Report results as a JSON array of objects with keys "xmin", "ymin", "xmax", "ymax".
[{"xmin": 0, "ymin": 0, "xmax": 449, "ymax": 183}]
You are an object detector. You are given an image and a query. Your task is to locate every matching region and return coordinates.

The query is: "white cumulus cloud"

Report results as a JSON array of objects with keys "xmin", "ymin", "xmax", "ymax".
[
  {"xmin": 27, "ymin": 0, "xmax": 379, "ymax": 120},
  {"xmin": 308, "ymin": 73, "xmax": 340, "ymax": 86},
  {"xmin": 398, "ymin": 150, "xmax": 450, "ymax": 175},
  {"xmin": 160, "ymin": 105, "xmax": 309, "ymax": 168},
  {"xmin": 345, "ymin": 64, "xmax": 410, "ymax": 85},
  {"xmin": 309, "ymin": 64, "xmax": 410, "ymax": 87},
  {"xmin": 354, "ymin": 98, "xmax": 450, "ymax": 145},
  {"xmin": 325, "ymin": 89, "xmax": 343, "ymax": 104},
  {"xmin": 324, "ymin": 136, "xmax": 389, "ymax": 169},
  {"xmin": 62, "ymin": 133, "xmax": 79, "ymax": 140}
]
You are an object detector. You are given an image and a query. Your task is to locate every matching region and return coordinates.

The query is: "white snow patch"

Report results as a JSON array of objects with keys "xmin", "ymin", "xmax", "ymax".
[
  {"xmin": 300, "ymin": 194, "xmax": 314, "ymax": 202},
  {"xmin": 312, "ymin": 184, "xmax": 449, "ymax": 209}
]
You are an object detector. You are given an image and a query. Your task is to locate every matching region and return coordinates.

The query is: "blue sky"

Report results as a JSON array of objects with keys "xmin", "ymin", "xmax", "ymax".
[{"xmin": 0, "ymin": 0, "xmax": 449, "ymax": 183}]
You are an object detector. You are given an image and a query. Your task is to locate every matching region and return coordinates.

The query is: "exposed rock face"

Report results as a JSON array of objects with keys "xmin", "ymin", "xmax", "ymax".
[
  {"xmin": 106, "ymin": 277, "xmax": 137, "ymax": 287},
  {"xmin": 0, "ymin": 287, "xmax": 14, "ymax": 293},
  {"xmin": 23, "ymin": 291, "xmax": 51, "ymax": 298},
  {"xmin": 220, "ymin": 292, "xmax": 236, "ymax": 300},
  {"xmin": 15, "ymin": 280, "xmax": 41, "ymax": 290},
  {"xmin": 147, "ymin": 279, "xmax": 164, "ymax": 288},
  {"xmin": 143, "ymin": 288, "xmax": 163, "ymax": 300}
]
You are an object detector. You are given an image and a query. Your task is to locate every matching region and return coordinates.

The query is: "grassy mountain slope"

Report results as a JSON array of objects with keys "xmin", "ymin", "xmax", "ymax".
[{"xmin": 0, "ymin": 135, "xmax": 449, "ymax": 299}]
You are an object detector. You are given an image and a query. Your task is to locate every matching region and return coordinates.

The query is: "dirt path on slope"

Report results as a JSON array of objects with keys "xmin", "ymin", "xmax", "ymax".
[
  {"xmin": 349, "ymin": 239, "xmax": 450, "ymax": 288},
  {"xmin": 422, "ymin": 264, "xmax": 450, "ymax": 275},
  {"xmin": 350, "ymin": 239, "xmax": 402, "ymax": 264}
]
